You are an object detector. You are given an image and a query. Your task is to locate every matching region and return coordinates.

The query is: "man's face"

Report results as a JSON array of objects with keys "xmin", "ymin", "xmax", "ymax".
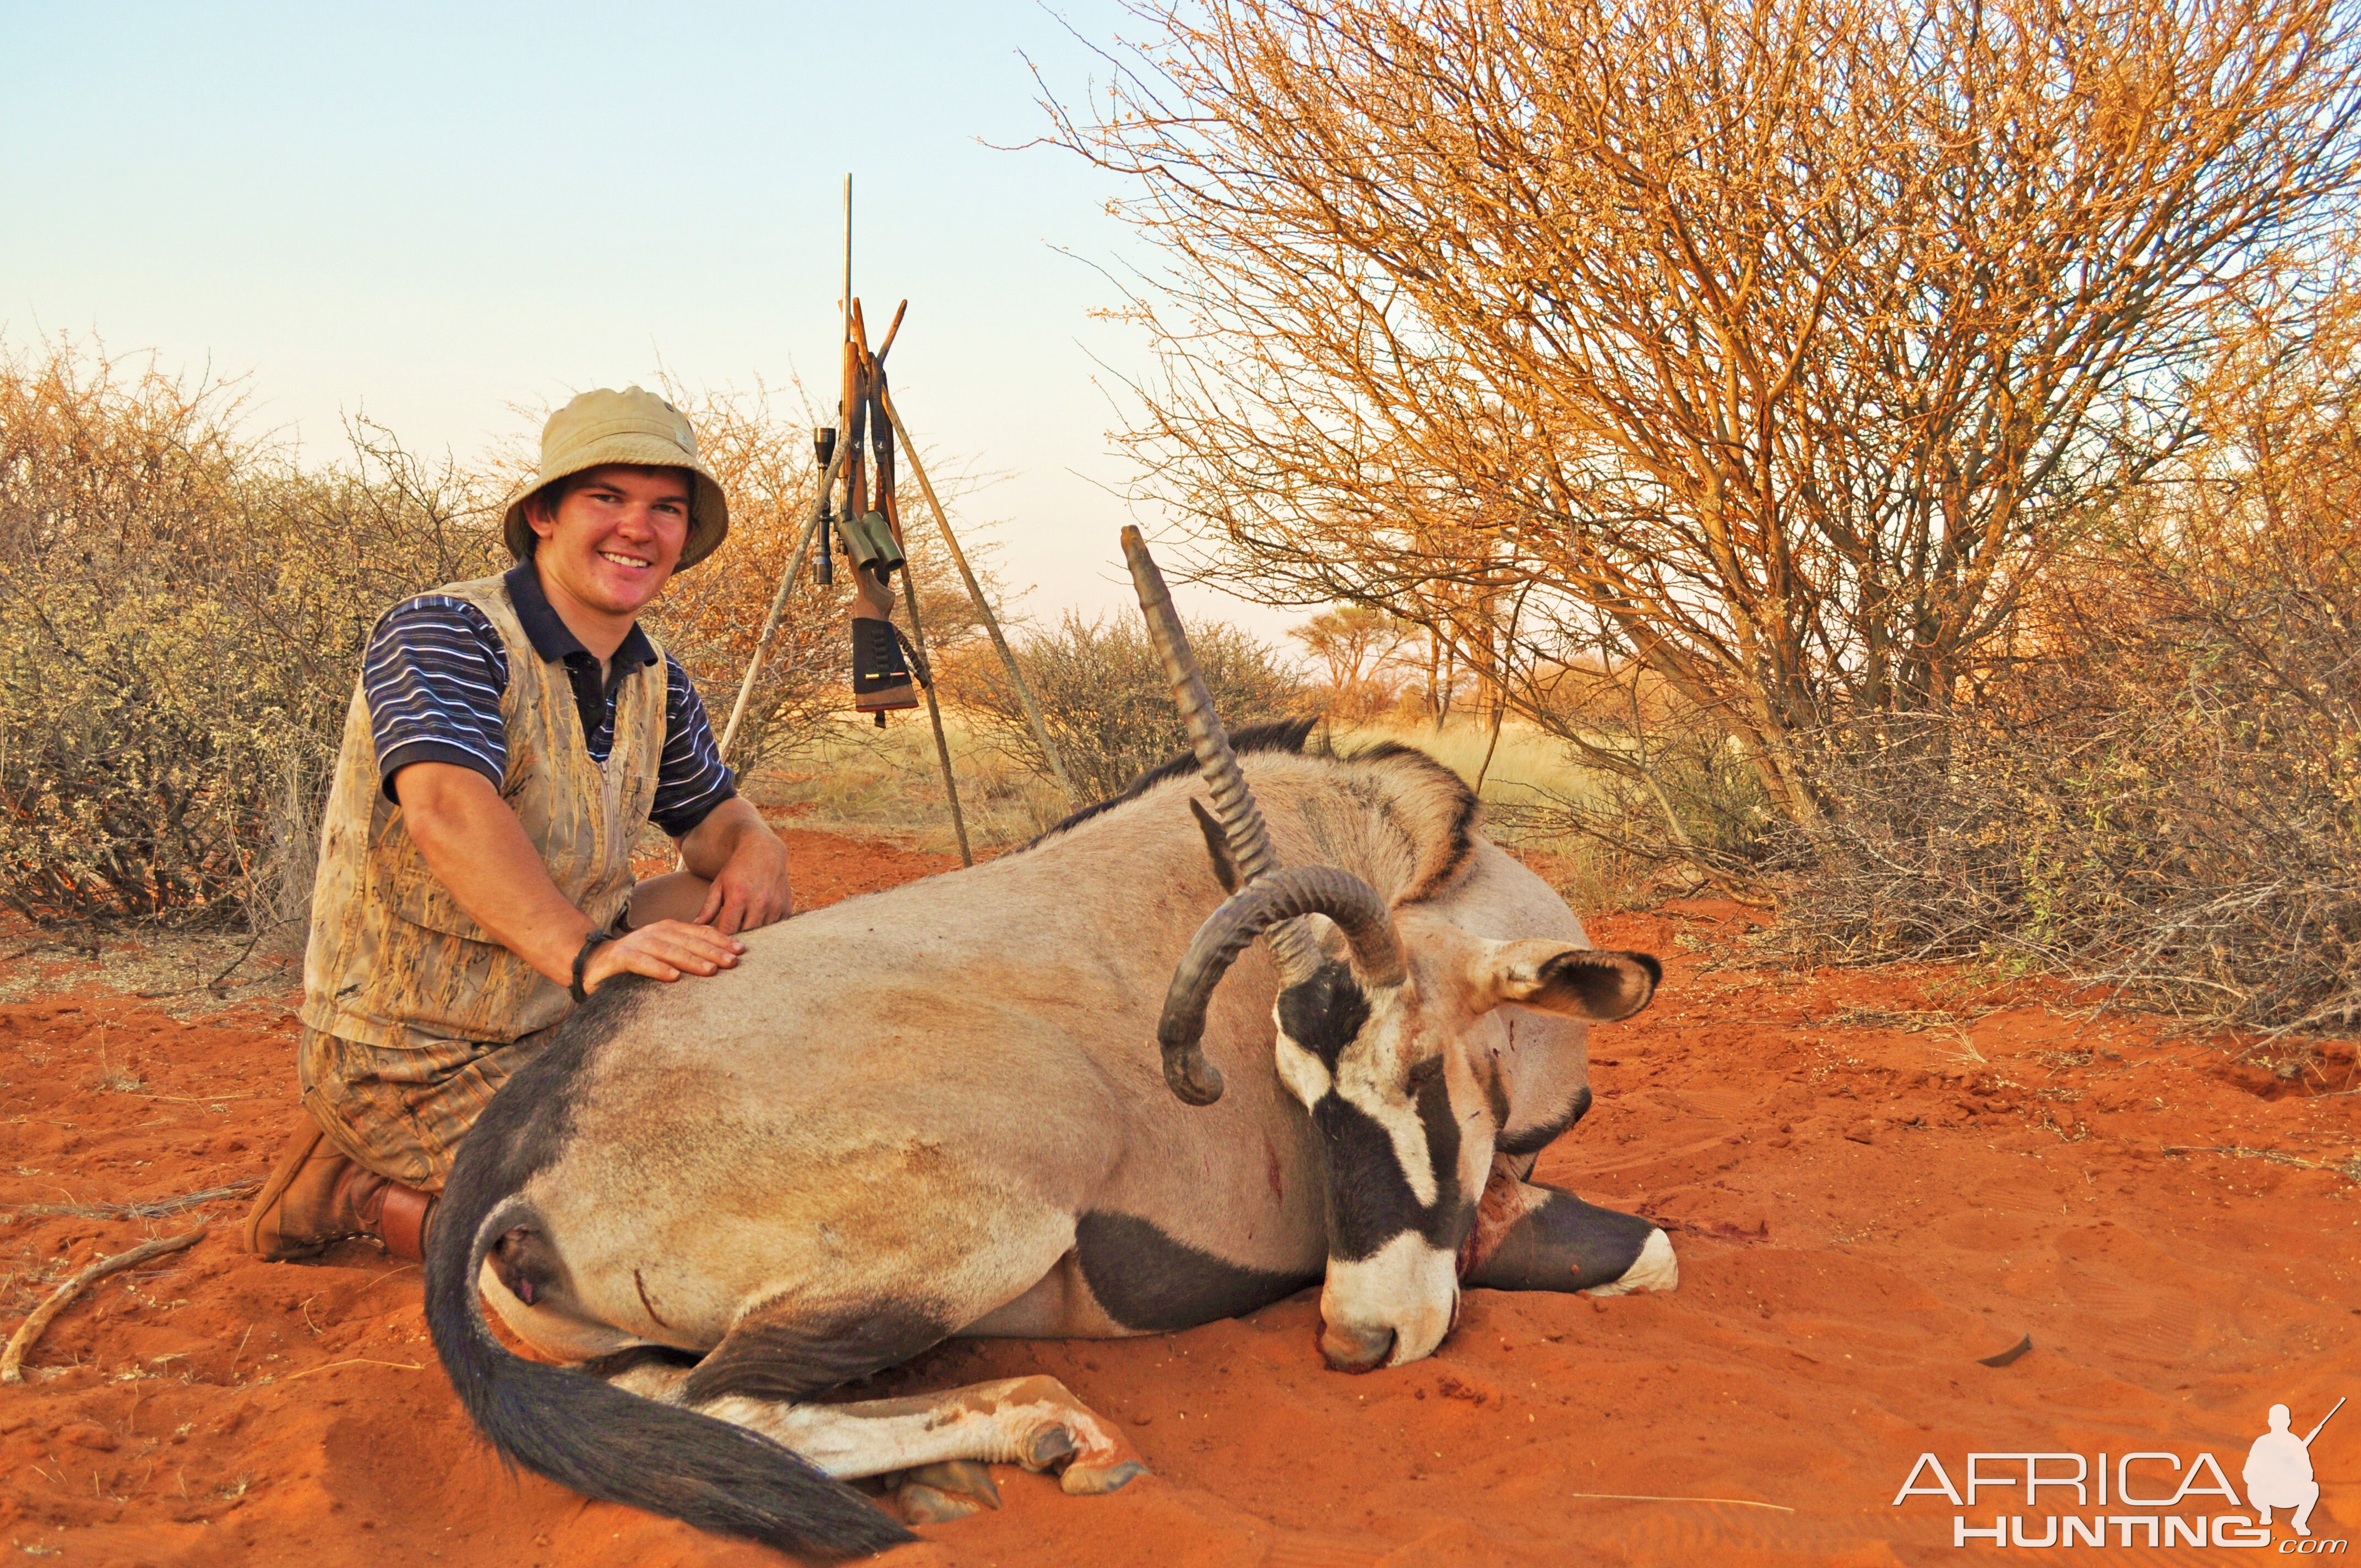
[{"xmin": 526, "ymin": 464, "xmax": 692, "ymax": 620}]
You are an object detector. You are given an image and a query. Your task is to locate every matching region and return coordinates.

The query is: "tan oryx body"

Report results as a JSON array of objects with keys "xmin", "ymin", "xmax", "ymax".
[{"xmin": 425, "ymin": 540, "xmax": 1669, "ymax": 1559}]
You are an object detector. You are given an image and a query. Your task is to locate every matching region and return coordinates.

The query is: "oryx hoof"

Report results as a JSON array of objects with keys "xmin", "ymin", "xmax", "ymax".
[
  {"xmin": 1582, "ymin": 1227, "xmax": 1679, "ymax": 1298},
  {"xmin": 897, "ymin": 1461, "xmax": 1002, "ymax": 1523},
  {"xmin": 1022, "ymin": 1425, "xmax": 1080, "ymax": 1469},
  {"xmin": 1061, "ymin": 1459, "xmax": 1149, "ymax": 1496},
  {"xmin": 897, "ymin": 1484, "xmax": 985, "ymax": 1525}
]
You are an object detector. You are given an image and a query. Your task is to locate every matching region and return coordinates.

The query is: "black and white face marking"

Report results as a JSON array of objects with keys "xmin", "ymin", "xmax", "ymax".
[
  {"xmin": 1274, "ymin": 960, "xmax": 1486, "ymax": 1371},
  {"xmin": 1269, "ymin": 935, "xmax": 1665, "ymax": 1371}
]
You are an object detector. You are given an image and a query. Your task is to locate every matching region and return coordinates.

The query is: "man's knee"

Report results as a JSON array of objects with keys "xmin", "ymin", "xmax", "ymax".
[{"xmin": 296, "ymin": 1026, "xmax": 534, "ymax": 1193}]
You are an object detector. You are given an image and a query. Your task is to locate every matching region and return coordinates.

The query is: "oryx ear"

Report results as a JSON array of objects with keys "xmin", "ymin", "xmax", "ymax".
[
  {"xmin": 1472, "ymin": 941, "xmax": 1661, "ymax": 1022},
  {"xmin": 1189, "ymin": 797, "xmax": 1240, "ymax": 893}
]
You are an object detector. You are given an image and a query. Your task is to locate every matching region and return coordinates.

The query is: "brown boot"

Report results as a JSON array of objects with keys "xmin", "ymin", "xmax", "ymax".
[{"xmin": 243, "ymin": 1112, "xmax": 436, "ymax": 1262}]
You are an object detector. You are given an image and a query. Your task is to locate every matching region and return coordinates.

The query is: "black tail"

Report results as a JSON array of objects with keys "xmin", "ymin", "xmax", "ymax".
[{"xmin": 425, "ymin": 1148, "xmax": 912, "ymax": 1558}]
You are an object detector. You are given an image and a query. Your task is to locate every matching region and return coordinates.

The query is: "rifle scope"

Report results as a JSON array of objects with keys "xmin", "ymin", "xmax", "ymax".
[{"xmin": 814, "ymin": 426, "xmax": 839, "ymax": 585}]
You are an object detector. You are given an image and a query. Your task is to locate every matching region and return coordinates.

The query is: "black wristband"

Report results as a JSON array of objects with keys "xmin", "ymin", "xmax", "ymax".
[{"xmin": 569, "ymin": 929, "xmax": 617, "ymax": 1004}]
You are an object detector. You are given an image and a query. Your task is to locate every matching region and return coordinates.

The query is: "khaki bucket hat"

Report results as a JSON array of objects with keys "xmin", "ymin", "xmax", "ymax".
[{"xmin": 501, "ymin": 386, "xmax": 730, "ymax": 571}]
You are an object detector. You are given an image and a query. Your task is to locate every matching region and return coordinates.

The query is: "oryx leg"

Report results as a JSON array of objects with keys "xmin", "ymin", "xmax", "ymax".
[
  {"xmin": 1459, "ymin": 1156, "xmax": 1677, "ymax": 1295},
  {"xmin": 605, "ymin": 1354, "xmax": 1146, "ymax": 1496},
  {"xmin": 727, "ymin": 1377, "xmax": 1142, "ymax": 1496},
  {"xmin": 557, "ymin": 1189, "xmax": 1148, "ymax": 1502}
]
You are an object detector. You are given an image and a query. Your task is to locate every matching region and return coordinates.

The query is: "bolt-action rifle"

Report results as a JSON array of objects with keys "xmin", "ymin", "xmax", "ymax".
[{"xmin": 836, "ymin": 300, "xmax": 917, "ymax": 721}]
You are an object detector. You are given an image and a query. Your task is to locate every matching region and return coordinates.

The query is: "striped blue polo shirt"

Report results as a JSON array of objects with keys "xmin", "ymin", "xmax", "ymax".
[{"xmin": 363, "ymin": 563, "xmax": 737, "ymax": 838}]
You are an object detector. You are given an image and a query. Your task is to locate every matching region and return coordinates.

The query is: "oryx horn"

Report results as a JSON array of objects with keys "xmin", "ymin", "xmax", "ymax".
[
  {"xmin": 1120, "ymin": 526, "xmax": 1319, "ymax": 986},
  {"xmin": 1157, "ymin": 867, "xmax": 1406, "ymax": 1105}
]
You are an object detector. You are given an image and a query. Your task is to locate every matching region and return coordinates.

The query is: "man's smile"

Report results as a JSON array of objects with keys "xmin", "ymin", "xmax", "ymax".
[{"xmin": 525, "ymin": 462, "xmax": 693, "ymax": 636}]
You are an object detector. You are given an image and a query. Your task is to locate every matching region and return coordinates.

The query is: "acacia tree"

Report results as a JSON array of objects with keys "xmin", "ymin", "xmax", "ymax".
[
  {"xmin": 1290, "ymin": 604, "xmax": 1412, "ymax": 716},
  {"xmin": 1051, "ymin": 0, "xmax": 2361, "ymax": 825}
]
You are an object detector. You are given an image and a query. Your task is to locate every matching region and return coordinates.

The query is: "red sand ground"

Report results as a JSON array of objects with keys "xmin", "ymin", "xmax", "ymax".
[{"xmin": 2, "ymin": 826, "xmax": 2355, "ymax": 1566}]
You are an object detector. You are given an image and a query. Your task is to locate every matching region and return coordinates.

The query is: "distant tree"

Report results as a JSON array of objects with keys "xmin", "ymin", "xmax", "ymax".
[
  {"xmin": 1288, "ymin": 605, "xmax": 1412, "ymax": 719},
  {"xmin": 1052, "ymin": 0, "xmax": 2361, "ymax": 826}
]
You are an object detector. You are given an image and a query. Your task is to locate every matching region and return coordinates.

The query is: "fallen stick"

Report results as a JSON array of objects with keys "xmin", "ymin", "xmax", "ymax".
[
  {"xmin": 1554, "ymin": 1491, "xmax": 1795, "ymax": 1513},
  {"xmin": 2, "ymin": 1230, "xmax": 206, "ymax": 1384},
  {"xmin": 12, "ymin": 1180, "xmax": 259, "ymax": 1222},
  {"xmin": 275, "ymin": 1357, "xmax": 424, "ymax": 1385}
]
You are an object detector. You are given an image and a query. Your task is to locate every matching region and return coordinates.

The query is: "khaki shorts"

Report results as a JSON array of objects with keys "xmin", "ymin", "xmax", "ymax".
[{"xmin": 298, "ymin": 1023, "xmax": 558, "ymax": 1192}]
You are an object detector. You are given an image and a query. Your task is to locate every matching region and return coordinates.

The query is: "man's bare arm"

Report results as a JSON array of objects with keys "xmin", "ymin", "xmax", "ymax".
[
  {"xmin": 394, "ymin": 761, "xmax": 743, "ymax": 993},
  {"xmin": 676, "ymin": 794, "xmax": 794, "ymax": 935}
]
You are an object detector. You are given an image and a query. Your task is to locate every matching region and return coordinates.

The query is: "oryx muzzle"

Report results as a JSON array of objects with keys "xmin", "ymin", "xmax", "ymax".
[{"xmin": 1157, "ymin": 866, "xmax": 1407, "ymax": 1103}]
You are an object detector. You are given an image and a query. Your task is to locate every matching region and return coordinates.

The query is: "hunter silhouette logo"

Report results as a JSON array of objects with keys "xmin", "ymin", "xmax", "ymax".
[
  {"xmin": 1891, "ymin": 1396, "xmax": 2347, "ymax": 1550},
  {"xmin": 2249, "ymin": 1398, "xmax": 2342, "ymax": 1539}
]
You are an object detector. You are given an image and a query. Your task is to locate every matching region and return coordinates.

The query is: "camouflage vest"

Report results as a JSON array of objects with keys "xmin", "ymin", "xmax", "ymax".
[{"xmin": 300, "ymin": 574, "xmax": 667, "ymax": 1049}]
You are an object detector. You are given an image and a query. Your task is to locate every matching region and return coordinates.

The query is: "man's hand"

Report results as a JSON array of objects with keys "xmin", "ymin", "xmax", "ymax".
[
  {"xmin": 678, "ymin": 796, "xmax": 793, "ymax": 935},
  {"xmin": 582, "ymin": 919, "xmax": 744, "ymax": 992},
  {"xmin": 396, "ymin": 761, "xmax": 756, "ymax": 996},
  {"xmin": 395, "ymin": 764, "xmax": 793, "ymax": 1000}
]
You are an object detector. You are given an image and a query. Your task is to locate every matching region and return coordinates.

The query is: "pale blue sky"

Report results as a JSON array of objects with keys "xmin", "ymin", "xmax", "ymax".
[{"xmin": 0, "ymin": 1, "xmax": 1291, "ymax": 635}]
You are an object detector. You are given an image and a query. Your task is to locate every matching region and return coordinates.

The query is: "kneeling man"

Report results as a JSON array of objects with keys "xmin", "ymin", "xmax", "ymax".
[{"xmin": 245, "ymin": 386, "xmax": 792, "ymax": 1260}]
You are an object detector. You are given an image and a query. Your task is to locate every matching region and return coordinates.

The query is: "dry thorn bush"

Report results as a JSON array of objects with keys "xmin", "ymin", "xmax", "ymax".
[
  {"xmin": 1048, "ymin": 0, "xmax": 2361, "ymax": 1034},
  {"xmin": 1769, "ymin": 307, "xmax": 2361, "ymax": 1039},
  {"xmin": 0, "ymin": 337, "xmax": 502, "ymax": 934},
  {"xmin": 1052, "ymin": 0, "xmax": 2361, "ymax": 827},
  {"xmin": 948, "ymin": 610, "xmax": 1311, "ymax": 806}
]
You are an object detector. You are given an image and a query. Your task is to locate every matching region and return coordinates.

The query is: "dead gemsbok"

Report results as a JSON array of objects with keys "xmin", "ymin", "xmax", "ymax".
[{"xmin": 424, "ymin": 529, "xmax": 1671, "ymax": 1558}]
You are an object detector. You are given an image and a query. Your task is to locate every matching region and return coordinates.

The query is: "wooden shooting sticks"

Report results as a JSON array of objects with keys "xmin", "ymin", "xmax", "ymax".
[{"xmin": 714, "ymin": 175, "xmax": 1075, "ymax": 867}]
